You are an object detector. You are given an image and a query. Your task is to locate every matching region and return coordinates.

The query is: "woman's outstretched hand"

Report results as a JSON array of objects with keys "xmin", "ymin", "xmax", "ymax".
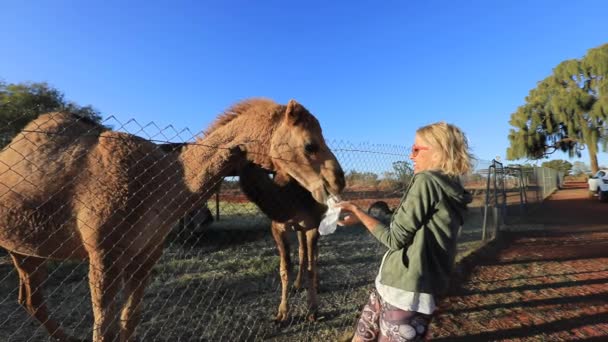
[
  {"xmin": 333, "ymin": 201, "xmax": 363, "ymax": 226},
  {"xmin": 334, "ymin": 201, "xmax": 383, "ymax": 235}
]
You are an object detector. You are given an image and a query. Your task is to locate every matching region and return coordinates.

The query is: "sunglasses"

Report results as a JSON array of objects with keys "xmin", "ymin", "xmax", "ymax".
[{"xmin": 411, "ymin": 145, "xmax": 430, "ymax": 156}]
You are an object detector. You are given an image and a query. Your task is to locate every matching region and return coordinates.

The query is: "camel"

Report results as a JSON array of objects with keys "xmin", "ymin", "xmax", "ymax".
[
  {"xmin": 0, "ymin": 98, "xmax": 344, "ymax": 342},
  {"xmin": 238, "ymin": 163, "xmax": 343, "ymax": 322}
]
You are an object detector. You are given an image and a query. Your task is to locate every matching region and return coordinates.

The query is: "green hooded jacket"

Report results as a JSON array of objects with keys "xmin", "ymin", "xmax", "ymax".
[{"xmin": 371, "ymin": 170, "xmax": 472, "ymax": 295}]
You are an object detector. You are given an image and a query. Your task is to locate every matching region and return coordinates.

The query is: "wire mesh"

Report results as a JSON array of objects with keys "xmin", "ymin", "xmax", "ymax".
[{"xmin": 0, "ymin": 112, "xmax": 562, "ymax": 341}]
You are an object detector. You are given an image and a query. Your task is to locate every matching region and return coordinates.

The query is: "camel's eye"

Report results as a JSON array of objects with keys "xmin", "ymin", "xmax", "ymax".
[{"xmin": 304, "ymin": 142, "xmax": 319, "ymax": 154}]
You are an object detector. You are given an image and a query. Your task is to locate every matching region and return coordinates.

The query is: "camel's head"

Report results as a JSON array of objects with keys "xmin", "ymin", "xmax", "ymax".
[{"xmin": 269, "ymin": 99, "xmax": 345, "ymax": 204}]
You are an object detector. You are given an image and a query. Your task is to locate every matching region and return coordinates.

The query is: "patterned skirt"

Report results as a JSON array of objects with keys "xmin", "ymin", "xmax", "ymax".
[{"xmin": 353, "ymin": 289, "xmax": 433, "ymax": 342}]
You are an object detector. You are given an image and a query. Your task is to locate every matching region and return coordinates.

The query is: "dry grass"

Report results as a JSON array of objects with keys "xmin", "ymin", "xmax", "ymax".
[{"xmin": 0, "ymin": 206, "xmax": 492, "ymax": 341}]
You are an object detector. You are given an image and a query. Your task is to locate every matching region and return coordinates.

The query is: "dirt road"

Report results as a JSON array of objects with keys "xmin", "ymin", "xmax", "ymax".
[{"xmin": 429, "ymin": 184, "xmax": 608, "ymax": 341}]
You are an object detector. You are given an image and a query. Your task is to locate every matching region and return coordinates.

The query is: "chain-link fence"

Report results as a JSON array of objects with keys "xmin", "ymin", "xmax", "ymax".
[
  {"xmin": 467, "ymin": 161, "xmax": 564, "ymax": 231},
  {"xmin": 0, "ymin": 113, "xmax": 563, "ymax": 341}
]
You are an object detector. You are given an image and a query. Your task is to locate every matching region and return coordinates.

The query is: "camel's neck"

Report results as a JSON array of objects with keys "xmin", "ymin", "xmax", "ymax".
[
  {"xmin": 178, "ymin": 134, "xmax": 238, "ymax": 197},
  {"xmin": 178, "ymin": 113, "xmax": 277, "ymax": 198}
]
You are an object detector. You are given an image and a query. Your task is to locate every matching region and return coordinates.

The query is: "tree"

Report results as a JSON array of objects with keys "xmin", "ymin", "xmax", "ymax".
[
  {"xmin": 541, "ymin": 159, "xmax": 573, "ymax": 173},
  {"xmin": 506, "ymin": 43, "xmax": 608, "ymax": 173},
  {"xmin": 392, "ymin": 160, "xmax": 413, "ymax": 186},
  {"xmin": 0, "ymin": 81, "xmax": 102, "ymax": 147}
]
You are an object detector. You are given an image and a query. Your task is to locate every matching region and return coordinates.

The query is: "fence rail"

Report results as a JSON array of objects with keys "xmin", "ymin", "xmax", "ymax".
[{"xmin": 0, "ymin": 115, "xmax": 563, "ymax": 341}]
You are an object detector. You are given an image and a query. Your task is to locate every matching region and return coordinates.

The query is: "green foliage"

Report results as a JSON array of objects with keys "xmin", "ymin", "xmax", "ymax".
[
  {"xmin": 507, "ymin": 163, "xmax": 535, "ymax": 170},
  {"xmin": 506, "ymin": 43, "xmax": 608, "ymax": 173},
  {"xmin": 541, "ymin": 159, "xmax": 573, "ymax": 173},
  {"xmin": 520, "ymin": 163, "xmax": 536, "ymax": 170},
  {"xmin": 0, "ymin": 80, "xmax": 102, "ymax": 147},
  {"xmin": 392, "ymin": 160, "xmax": 413, "ymax": 184}
]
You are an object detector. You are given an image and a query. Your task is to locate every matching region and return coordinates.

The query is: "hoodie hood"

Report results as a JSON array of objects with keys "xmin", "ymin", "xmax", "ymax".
[
  {"xmin": 424, "ymin": 170, "xmax": 473, "ymax": 223},
  {"xmin": 427, "ymin": 171, "xmax": 472, "ymax": 204}
]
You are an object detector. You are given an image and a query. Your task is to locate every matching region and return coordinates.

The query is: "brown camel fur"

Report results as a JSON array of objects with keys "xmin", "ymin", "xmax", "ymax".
[
  {"xmin": 238, "ymin": 162, "xmax": 345, "ymax": 322},
  {"xmin": 0, "ymin": 98, "xmax": 344, "ymax": 341}
]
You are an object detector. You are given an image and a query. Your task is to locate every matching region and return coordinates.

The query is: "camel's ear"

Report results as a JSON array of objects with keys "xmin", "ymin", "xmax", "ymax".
[{"xmin": 284, "ymin": 99, "xmax": 303, "ymax": 125}]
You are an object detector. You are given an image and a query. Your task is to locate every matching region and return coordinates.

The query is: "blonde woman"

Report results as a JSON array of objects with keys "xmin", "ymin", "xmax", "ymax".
[{"xmin": 336, "ymin": 122, "xmax": 473, "ymax": 342}]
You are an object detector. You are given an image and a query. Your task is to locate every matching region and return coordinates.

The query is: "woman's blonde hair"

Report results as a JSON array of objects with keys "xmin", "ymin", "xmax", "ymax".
[{"xmin": 417, "ymin": 121, "xmax": 474, "ymax": 176}]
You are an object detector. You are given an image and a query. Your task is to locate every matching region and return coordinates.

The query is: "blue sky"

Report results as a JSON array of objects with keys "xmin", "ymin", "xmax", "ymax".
[{"xmin": 2, "ymin": 0, "xmax": 608, "ymax": 167}]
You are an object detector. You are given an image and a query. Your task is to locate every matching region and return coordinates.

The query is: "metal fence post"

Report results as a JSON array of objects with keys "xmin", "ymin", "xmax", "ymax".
[
  {"xmin": 482, "ymin": 163, "xmax": 494, "ymax": 241},
  {"xmin": 492, "ymin": 160, "xmax": 500, "ymax": 237},
  {"xmin": 215, "ymin": 181, "xmax": 222, "ymax": 221},
  {"xmin": 498, "ymin": 161, "xmax": 507, "ymax": 227},
  {"xmin": 517, "ymin": 166, "xmax": 526, "ymax": 215}
]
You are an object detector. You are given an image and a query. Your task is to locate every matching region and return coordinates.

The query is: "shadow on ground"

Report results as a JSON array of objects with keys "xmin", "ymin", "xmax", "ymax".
[{"xmin": 429, "ymin": 187, "xmax": 608, "ymax": 341}]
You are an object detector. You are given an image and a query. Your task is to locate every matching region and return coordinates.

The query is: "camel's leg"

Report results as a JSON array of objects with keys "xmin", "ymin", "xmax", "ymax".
[
  {"xmin": 293, "ymin": 230, "xmax": 307, "ymax": 290},
  {"xmin": 9, "ymin": 252, "xmax": 76, "ymax": 342},
  {"xmin": 271, "ymin": 221, "xmax": 291, "ymax": 322},
  {"xmin": 119, "ymin": 248, "xmax": 161, "ymax": 342},
  {"xmin": 305, "ymin": 228, "xmax": 320, "ymax": 321},
  {"xmin": 314, "ymin": 231, "xmax": 320, "ymax": 289},
  {"xmin": 88, "ymin": 251, "xmax": 123, "ymax": 342}
]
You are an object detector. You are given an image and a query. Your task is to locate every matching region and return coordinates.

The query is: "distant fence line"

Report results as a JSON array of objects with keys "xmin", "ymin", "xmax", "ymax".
[
  {"xmin": 205, "ymin": 157, "xmax": 563, "ymax": 238},
  {"xmin": 0, "ymin": 115, "xmax": 564, "ymax": 341}
]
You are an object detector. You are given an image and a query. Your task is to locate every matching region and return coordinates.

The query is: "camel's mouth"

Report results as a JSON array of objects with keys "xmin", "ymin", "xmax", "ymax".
[
  {"xmin": 284, "ymin": 168, "xmax": 342, "ymax": 205},
  {"xmin": 310, "ymin": 187, "xmax": 326, "ymax": 205},
  {"xmin": 310, "ymin": 181, "xmax": 337, "ymax": 205}
]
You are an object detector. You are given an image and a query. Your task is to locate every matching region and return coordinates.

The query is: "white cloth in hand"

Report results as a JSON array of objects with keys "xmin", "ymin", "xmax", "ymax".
[{"xmin": 319, "ymin": 195, "xmax": 341, "ymax": 235}]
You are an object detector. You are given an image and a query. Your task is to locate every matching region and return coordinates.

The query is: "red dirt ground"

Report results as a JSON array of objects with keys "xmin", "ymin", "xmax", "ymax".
[{"xmin": 428, "ymin": 182, "xmax": 608, "ymax": 341}]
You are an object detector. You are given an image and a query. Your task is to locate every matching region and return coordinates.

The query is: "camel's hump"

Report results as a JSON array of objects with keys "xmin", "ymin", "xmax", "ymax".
[{"xmin": 22, "ymin": 112, "xmax": 106, "ymax": 136}]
